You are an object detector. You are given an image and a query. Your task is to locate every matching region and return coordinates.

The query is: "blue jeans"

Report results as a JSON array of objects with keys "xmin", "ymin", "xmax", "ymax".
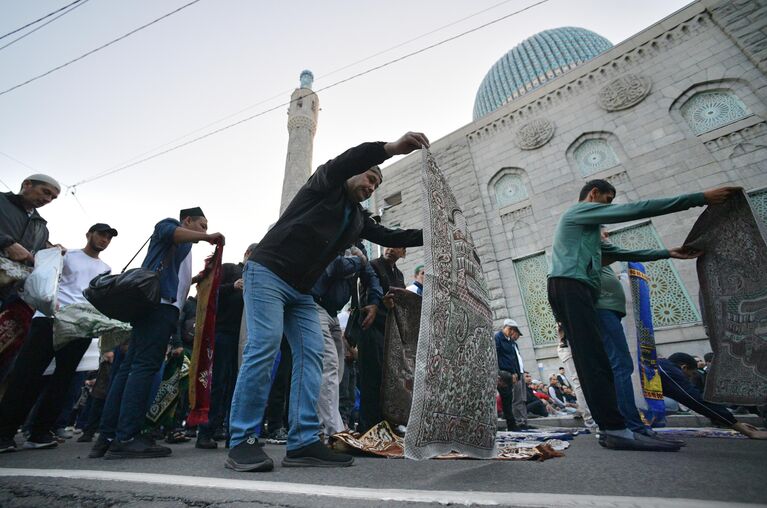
[
  {"xmin": 100, "ymin": 304, "xmax": 179, "ymax": 442},
  {"xmin": 597, "ymin": 309, "xmax": 646, "ymax": 432},
  {"xmin": 229, "ymin": 262, "xmax": 323, "ymax": 450}
]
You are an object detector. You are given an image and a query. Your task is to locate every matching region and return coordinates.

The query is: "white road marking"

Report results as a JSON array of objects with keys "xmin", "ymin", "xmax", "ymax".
[{"xmin": 0, "ymin": 468, "xmax": 762, "ymax": 507}]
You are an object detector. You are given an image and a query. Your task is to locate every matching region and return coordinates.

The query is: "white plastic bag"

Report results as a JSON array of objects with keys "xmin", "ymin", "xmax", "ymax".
[{"xmin": 22, "ymin": 247, "xmax": 64, "ymax": 316}]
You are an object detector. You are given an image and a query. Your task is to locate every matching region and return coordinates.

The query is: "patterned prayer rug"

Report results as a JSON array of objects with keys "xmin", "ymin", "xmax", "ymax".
[
  {"xmin": 381, "ymin": 287, "xmax": 421, "ymax": 426},
  {"xmin": 404, "ymin": 149, "xmax": 497, "ymax": 460},
  {"xmin": 654, "ymin": 427, "xmax": 747, "ymax": 439},
  {"xmin": 331, "ymin": 422, "xmax": 566, "ymax": 461},
  {"xmin": 187, "ymin": 243, "xmax": 224, "ymax": 426},
  {"xmin": 684, "ymin": 191, "xmax": 767, "ymax": 405}
]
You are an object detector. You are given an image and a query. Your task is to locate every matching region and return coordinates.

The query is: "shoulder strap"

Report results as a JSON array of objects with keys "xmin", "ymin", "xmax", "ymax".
[{"xmin": 121, "ymin": 235, "xmax": 152, "ymax": 273}]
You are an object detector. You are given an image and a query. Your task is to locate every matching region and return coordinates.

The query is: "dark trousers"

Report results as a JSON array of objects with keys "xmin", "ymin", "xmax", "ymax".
[
  {"xmin": 100, "ymin": 304, "xmax": 178, "ymax": 442},
  {"xmin": 0, "ymin": 317, "xmax": 91, "ymax": 438},
  {"xmin": 265, "ymin": 336, "xmax": 291, "ymax": 432},
  {"xmin": 657, "ymin": 359, "xmax": 737, "ymax": 426},
  {"xmin": 527, "ymin": 399, "xmax": 548, "ymax": 417},
  {"xmin": 547, "ymin": 278, "xmax": 625, "ymax": 431},
  {"xmin": 358, "ymin": 312, "xmax": 386, "ymax": 433},
  {"xmin": 339, "ymin": 359, "xmax": 357, "ymax": 428},
  {"xmin": 199, "ymin": 331, "xmax": 239, "ymax": 438}
]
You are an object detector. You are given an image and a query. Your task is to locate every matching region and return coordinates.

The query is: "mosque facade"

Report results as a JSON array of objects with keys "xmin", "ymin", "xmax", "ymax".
[{"xmin": 369, "ymin": 0, "xmax": 767, "ymax": 376}]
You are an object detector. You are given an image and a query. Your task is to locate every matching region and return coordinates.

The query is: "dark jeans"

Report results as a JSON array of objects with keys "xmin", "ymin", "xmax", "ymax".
[
  {"xmin": 597, "ymin": 309, "xmax": 646, "ymax": 431},
  {"xmin": 339, "ymin": 359, "xmax": 357, "ymax": 428},
  {"xmin": 264, "ymin": 336, "xmax": 291, "ymax": 432},
  {"xmin": 547, "ymin": 278, "xmax": 625, "ymax": 431},
  {"xmin": 100, "ymin": 304, "xmax": 178, "ymax": 442},
  {"xmin": 0, "ymin": 317, "xmax": 91, "ymax": 438},
  {"xmin": 198, "ymin": 331, "xmax": 240, "ymax": 438},
  {"xmin": 358, "ymin": 311, "xmax": 386, "ymax": 433},
  {"xmin": 527, "ymin": 399, "xmax": 548, "ymax": 417}
]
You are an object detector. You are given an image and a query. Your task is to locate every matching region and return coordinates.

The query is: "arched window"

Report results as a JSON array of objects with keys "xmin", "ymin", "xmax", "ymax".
[
  {"xmin": 573, "ymin": 139, "xmax": 620, "ymax": 177},
  {"xmin": 494, "ymin": 173, "xmax": 528, "ymax": 208},
  {"xmin": 680, "ymin": 90, "xmax": 750, "ymax": 135}
]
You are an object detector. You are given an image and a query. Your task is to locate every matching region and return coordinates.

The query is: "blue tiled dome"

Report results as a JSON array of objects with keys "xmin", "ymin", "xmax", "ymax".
[{"xmin": 473, "ymin": 27, "xmax": 612, "ymax": 120}]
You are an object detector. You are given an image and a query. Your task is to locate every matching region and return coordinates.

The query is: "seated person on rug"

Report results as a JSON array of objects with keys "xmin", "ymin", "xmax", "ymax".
[
  {"xmin": 659, "ymin": 353, "xmax": 767, "ymax": 439},
  {"xmin": 523, "ymin": 372, "xmax": 549, "ymax": 418},
  {"xmin": 548, "ymin": 375, "xmax": 577, "ymax": 413}
]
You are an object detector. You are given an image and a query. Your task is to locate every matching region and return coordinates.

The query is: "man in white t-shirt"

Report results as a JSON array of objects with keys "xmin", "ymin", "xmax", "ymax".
[{"xmin": 0, "ymin": 223, "xmax": 116, "ymax": 452}]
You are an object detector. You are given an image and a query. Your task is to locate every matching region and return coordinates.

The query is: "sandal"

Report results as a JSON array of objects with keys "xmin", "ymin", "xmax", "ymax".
[{"xmin": 165, "ymin": 429, "xmax": 191, "ymax": 444}]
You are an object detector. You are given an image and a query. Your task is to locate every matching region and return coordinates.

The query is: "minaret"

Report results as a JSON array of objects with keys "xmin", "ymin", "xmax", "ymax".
[{"xmin": 280, "ymin": 70, "xmax": 319, "ymax": 215}]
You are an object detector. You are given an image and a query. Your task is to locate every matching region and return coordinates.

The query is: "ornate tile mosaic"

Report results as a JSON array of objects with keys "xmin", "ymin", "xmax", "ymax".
[
  {"xmin": 512, "ymin": 253, "xmax": 558, "ymax": 346},
  {"xmin": 681, "ymin": 90, "xmax": 750, "ymax": 135},
  {"xmin": 607, "ymin": 223, "xmax": 700, "ymax": 327},
  {"xmin": 573, "ymin": 139, "xmax": 620, "ymax": 177}
]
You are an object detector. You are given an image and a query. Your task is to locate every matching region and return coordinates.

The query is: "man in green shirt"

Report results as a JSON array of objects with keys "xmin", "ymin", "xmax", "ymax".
[{"xmin": 547, "ymin": 179, "xmax": 738, "ymax": 451}]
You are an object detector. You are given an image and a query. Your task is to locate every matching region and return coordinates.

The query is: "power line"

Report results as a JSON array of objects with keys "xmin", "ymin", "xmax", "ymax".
[
  {"xmin": 0, "ymin": 0, "xmax": 203, "ymax": 97},
  {"xmin": 0, "ymin": 0, "xmax": 84, "ymax": 41},
  {"xmin": 83, "ymin": 0, "xmax": 521, "ymax": 179},
  {"xmin": 0, "ymin": 0, "xmax": 92, "ymax": 53},
  {"xmin": 70, "ymin": 0, "xmax": 550, "ymax": 188}
]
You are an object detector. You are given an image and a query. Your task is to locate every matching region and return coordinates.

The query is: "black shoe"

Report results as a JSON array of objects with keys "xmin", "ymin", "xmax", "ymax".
[
  {"xmin": 88, "ymin": 435, "xmax": 112, "ymax": 458},
  {"xmin": 0, "ymin": 437, "xmax": 17, "ymax": 453},
  {"xmin": 23, "ymin": 432, "xmax": 58, "ymax": 450},
  {"xmin": 225, "ymin": 436, "xmax": 273, "ymax": 472},
  {"xmin": 105, "ymin": 436, "xmax": 172, "ymax": 460},
  {"xmin": 196, "ymin": 436, "xmax": 218, "ymax": 449},
  {"xmin": 602, "ymin": 432, "xmax": 681, "ymax": 452},
  {"xmin": 635, "ymin": 427, "xmax": 687, "ymax": 447},
  {"xmin": 212, "ymin": 429, "xmax": 227, "ymax": 442},
  {"xmin": 265, "ymin": 427, "xmax": 288, "ymax": 445},
  {"xmin": 77, "ymin": 432, "xmax": 94, "ymax": 443},
  {"xmin": 519, "ymin": 424, "xmax": 538, "ymax": 430},
  {"xmin": 282, "ymin": 439, "xmax": 354, "ymax": 468}
]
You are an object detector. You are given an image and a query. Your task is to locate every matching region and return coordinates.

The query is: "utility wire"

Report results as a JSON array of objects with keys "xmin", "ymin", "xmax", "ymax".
[
  {"xmin": 70, "ymin": 0, "xmax": 550, "ymax": 188},
  {"xmin": 0, "ymin": 0, "xmax": 83, "ymax": 41},
  {"xmin": 82, "ymin": 0, "xmax": 521, "ymax": 178},
  {"xmin": 0, "ymin": 0, "xmax": 92, "ymax": 52},
  {"xmin": 0, "ymin": 0, "xmax": 203, "ymax": 97}
]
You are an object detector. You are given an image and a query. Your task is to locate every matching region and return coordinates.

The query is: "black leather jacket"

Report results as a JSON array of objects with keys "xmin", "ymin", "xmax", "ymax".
[{"xmin": 0, "ymin": 192, "xmax": 50, "ymax": 255}]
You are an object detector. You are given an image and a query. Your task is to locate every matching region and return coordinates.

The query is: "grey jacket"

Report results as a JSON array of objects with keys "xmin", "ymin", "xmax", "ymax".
[{"xmin": 0, "ymin": 192, "xmax": 50, "ymax": 255}]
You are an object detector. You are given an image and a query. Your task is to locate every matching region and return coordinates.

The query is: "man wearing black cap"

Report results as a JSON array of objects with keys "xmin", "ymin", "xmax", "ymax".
[
  {"xmin": 227, "ymin": 132, "xmax": 428, "ymax": 473},
  {"xmin": 90, "ymin": 208, "xmax": 224, "ymax": 460},
  {"xmin": 0, "ymin": 223, "xmax": 116, "ymax": 452}
]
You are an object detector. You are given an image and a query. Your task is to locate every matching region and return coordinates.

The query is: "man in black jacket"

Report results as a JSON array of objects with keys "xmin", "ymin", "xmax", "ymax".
[
  {"xmin": 227, "ymin": 132, "xmax": 429, "ymax": 473},
  {"xmin": 357, "ymin": 246, "xmax": 406, "ymax": 433}
]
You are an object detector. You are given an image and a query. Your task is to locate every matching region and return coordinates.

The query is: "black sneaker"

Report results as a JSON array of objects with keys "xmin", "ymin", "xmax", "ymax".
[
  {"xmin": 196, "ymin": 436, "xmax": 218, "ymax": 449},
  {"xmin": 88, "ymin": 435, "xmax": 112, "ymax": 458},
  {"xmin": 225, "ymin": 436, "xmax": 273, "ymax": 472},
  {"xmin": 23, "ymin": 432, "xmax": 58, "ymax": 450},
  {"xmin": 0, "ymin": 437, "xmax": 17, "ymax": 453},
  {"xmin": 265, "ymin": 427, "xmax": 288, "ymax": 445},
  {"xmin": 77, "ymin": 432, "xmax": 94, "ymax": 443},
  {"xmin": 282, "ymin": 439, "xmax": 354, "ymax": 468},
  {"xmin": 105, "ymin": 436, "xmax": 172, "ymax": 460}
]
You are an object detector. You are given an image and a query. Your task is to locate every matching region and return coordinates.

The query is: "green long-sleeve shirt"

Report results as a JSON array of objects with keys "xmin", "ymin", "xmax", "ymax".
[{"xmin": 549, "ymin": 192, "xmax": 706, "ymax": 299}]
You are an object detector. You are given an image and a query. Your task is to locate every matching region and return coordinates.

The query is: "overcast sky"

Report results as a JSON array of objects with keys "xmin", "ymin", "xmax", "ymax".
[{"xmin": 1, "ymin": 0, "xmax": 691, "ymax": 274}]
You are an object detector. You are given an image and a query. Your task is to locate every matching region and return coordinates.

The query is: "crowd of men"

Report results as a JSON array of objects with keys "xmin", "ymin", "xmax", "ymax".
[{"xmin": 0, "ymin": 130, "xmax": 764, "ymax": 475}]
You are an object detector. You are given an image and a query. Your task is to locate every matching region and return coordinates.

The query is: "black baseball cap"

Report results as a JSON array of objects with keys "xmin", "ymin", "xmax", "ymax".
[{"xmin": 88, "ymin": 223, "xmax": 118, "ymax": 237}]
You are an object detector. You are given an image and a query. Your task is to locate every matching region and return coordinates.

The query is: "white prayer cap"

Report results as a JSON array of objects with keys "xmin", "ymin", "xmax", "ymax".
[
  {"xmin": 25, "ymin": 174, "xmax": 61, "ymax": 192},
  {"xmin": 503, "ymin": 319, "xmax": 523, "ymax": 335}
]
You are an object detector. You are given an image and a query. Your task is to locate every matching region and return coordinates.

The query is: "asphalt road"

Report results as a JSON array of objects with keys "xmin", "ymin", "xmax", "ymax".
[{"xmin": 0, "ymin": 433, "xmax": 765, "ymax": 507}]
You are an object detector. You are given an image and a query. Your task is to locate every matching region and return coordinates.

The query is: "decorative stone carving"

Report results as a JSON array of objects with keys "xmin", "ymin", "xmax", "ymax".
[
  {"xmin": 516, "ymin": 119, "xmax": 555, "ymax": 150},
  {"xmin": 597, "ymin": 74, "xmax": 652, "ymax": 111}
]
